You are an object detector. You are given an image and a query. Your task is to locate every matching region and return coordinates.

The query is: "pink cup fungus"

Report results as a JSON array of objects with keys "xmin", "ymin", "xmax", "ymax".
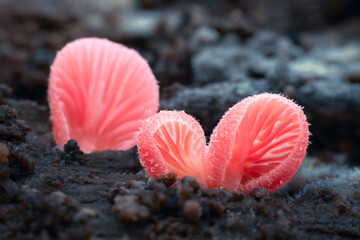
[
  {"xmin": 137, "ymin": 111, "xmax": 207, "ymax": 186},
  {"xmin": 49, "ymin": 38, "xmax": 159, "ymax": 153},
  {"xmin": 137, "ymin": 93, "xmax": 309, "ymax": 194}
]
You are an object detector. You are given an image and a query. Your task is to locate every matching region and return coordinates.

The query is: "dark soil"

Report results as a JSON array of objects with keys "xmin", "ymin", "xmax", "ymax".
[{"xmin": 0, "ymin": 0, "xmax": 360, "ymax": 239}]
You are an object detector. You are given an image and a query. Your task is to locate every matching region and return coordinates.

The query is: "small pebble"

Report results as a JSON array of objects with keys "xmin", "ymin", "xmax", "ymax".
[
  {"xmin": 183, "ymin": 200, "xmax": 201, "ymax": 221},
  {"xmin": 250, "ymin": 188, "xmax": 269, "ymax": 200},
  {"xmin": 154, "ymin": 172, "xmax": 177, "ymax": 187},
  {"xmin": 112, "ymin": 195, "xmax": 150, "ymax": 222}
]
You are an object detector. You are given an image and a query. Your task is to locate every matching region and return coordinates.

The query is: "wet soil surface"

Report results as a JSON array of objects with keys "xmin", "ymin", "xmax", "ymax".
[{"xmin": 0, "ymin": 0, "xmax": 360, "ymax": 239}]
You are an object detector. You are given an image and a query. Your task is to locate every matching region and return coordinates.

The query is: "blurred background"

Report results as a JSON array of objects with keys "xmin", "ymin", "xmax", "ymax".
[{"xmin": 0, "ymin": 0, "xmax": 359, "ymax": 164}]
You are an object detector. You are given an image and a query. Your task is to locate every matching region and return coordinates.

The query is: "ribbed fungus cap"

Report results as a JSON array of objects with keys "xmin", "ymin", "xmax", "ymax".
[
  {"xmin": 137, "ymin": 111, "xmax": 207, "ymax": 187},
  {"xmin": 207, "ymin": 93, "xmax": 309, "ymax": 195},
  {"xmin": 49, "ymin": 38, "xmax": 159, "ymax": 153},
  {"xmin": 137, "ymin": 93, "xmax": 309, "ymax": 194}
]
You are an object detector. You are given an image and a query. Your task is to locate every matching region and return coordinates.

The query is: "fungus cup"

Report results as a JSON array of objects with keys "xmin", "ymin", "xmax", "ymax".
[
  {"xmin": 49, "ymin": 38, "xmax": 159, "ymax": 153},
  {"xmin": 137, "ymin": 93, "xmax": 309, "ymax": 194}
]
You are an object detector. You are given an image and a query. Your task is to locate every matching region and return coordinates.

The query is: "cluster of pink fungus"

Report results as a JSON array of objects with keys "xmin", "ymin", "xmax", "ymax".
[
  {"xmin": 49, "ymin": 38, "xmax": 309, "ymax": 194},
  {"xmin": 138, "ymin": 94, "xmax": 309, "ymax": 194}
]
